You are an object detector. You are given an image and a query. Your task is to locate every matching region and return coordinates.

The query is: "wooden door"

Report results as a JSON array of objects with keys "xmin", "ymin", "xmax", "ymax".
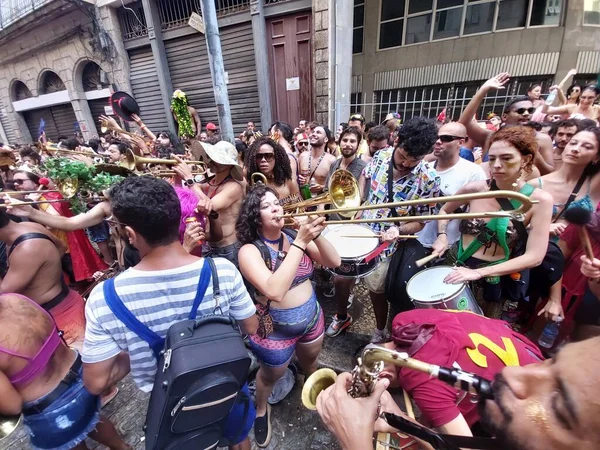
[{"xmin": 267, "ymin": 13, "xmax": 313, "ymax": 127}]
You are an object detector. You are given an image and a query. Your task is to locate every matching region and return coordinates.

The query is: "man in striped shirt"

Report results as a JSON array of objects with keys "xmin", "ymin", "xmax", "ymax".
[{"xmin": 81, "ymin": 177, "xmax": 258, "ymax": 450}]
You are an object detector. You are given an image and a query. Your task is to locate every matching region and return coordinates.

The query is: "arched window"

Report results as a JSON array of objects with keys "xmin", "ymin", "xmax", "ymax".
[
  {"xmin": 39, "ymin": 71, "xmax": 66, "ymax": 94},
  {"xmin": 82, "ymin": 61, "xmax": 108, "ymax": 92},
  {"xmin": 11, "ymin": 80, "xmax": 32, "ymax": 101}
]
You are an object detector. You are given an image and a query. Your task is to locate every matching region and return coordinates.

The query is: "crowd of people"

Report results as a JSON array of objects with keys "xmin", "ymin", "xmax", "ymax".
[{"xmin": 0, "ymin": 72, "xmax": 600, "ymax": 450}]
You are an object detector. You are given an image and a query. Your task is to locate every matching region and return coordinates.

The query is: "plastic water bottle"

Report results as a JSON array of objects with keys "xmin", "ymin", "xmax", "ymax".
[
  {"xmin": 545, "ymin": 90, "xmax": 557, "ymax": 106},
  {"xmin": 538, "ymin": 317, "xmax": 563, "ymax": 348}
]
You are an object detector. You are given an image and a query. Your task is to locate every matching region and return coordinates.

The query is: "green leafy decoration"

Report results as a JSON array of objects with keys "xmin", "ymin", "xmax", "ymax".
[{"xmin": 171, "ymin": 91, "xmax": 194, "ymax": 138}]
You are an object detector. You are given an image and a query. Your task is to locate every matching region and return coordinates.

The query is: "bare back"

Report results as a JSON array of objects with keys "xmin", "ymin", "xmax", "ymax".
[
  {"xmin": 4, "ymin": 223, "xmax": 64, "ymax": 304},
  {"xmin": 0, "ymin": 294, "xmax": 74, "ymax": 404}
]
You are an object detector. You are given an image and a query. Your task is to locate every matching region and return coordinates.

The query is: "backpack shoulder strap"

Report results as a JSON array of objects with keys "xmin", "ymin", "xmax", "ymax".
[
  {"xmin": 103, "ymin": 277, "xmax": 164, "ymax": 359},
  {"xmin": 281, "ymin": 228, "xmax": 298, "ymax": 241},
  {"xmin": 252, "ymin": 239, "xmax": 272, "ymax": 269},
  {"xmin": 188, "ymin": 258, "xmax": 214, "ymax": 320}
]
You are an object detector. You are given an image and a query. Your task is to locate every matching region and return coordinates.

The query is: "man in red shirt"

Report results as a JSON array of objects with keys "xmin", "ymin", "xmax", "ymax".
[{"xmin": 378, "ymin": 309, "xmax": 544, "ymax": 436}]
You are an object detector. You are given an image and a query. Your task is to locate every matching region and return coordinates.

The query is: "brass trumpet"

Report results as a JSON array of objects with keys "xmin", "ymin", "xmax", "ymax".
[
  {"xmin": 44, "ymin": 143, "xmax": 104, "ymax": 159},
  {"xmin": 123, "ymin": 150, "xmax": 207, "ymax": 174},
  {"xmin": 0, "ymin": 414, "xmax": 21, "ymax": 440},
  {"xmin": 100, "ymin": 119, "xmax": 142, "ymax": 140},
  {"xmin": 283, "ymin": 169, "xmax": 361, "ymax": 219},
  {"xmin": 279, "ymin": 190, "xmax": 538, "ymax": 224},
  {"xmin": 302, "ymin": 344, "xmax": 495, "ymax": 410}
]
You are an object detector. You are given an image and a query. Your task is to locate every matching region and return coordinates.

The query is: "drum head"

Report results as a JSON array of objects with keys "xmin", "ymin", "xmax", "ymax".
[
  {"xmin": 322, "ymin": 224, "xmax": 378, "ymax": 258},
  {"xmin": 406, "ymin": 266, "xmax": 464, "ymax": 302}
]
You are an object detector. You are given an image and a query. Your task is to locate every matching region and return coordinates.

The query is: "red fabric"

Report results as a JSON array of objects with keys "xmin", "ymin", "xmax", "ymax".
[
  {"xmin": 43, "ymin": 191, "xmax": 107, "ymax": 281},
  {"xmin": 392, "ymin": 309, "xmax": 543, "ymax": 428},
  {"xmin": 47, "ymin": 289, "xmax": 86, "ymax": 352}
]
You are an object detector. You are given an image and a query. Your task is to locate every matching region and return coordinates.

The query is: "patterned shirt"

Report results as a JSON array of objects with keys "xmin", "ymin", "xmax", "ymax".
[
  {"xmin": 362, "ymin": 148, "xmax": 440, "ymax": 258},
  {"xmin": 82, "ymin": 258, "xmax": 256, "ymax": 392}
]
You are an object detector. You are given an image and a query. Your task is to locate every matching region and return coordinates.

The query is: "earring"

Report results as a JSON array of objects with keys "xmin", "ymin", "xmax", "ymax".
[{"xmin": 512, "ymin": 169, "xmax": 523, "ymax": 190}]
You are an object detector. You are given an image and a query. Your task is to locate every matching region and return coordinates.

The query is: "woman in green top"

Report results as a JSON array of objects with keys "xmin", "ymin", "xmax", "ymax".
[{"xmin": 432, "ymin": 126, "xmax": 554, "ymax": 304}]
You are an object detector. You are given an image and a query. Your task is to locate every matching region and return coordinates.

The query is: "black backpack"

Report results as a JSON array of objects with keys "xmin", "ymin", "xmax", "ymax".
[{"xmin": 103, "ymin": 258, "xmax": 252, "ymax": 450}]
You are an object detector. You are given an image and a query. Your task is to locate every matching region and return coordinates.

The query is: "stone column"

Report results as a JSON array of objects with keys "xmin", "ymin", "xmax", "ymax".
[
  {"xmin": 250, "ymin": 0, "xmax": 273, "ymax": 131},
  {"xmin": 98, "ymin": 5, "xmax": 132, "ymax": 93},
  {"xmin": 70, "ymin": 92, "xmax": 98, "ymax": 140},
  {"xmin": 141, "ymin": 0, "xmax": 176, "ymax": 132},
  {"xmin": 313, "ymin": 0, "xmax": 330, "ymax": 125}
]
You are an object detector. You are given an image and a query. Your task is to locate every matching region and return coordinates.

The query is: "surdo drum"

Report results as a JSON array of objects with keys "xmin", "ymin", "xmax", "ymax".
[
  {"xmin": 322, "ymin": 224, "xmax": 381, "ymax": 278},
  {"xmin": 406, "ymin": 266, "xmax": 484, "ymax": 315}
]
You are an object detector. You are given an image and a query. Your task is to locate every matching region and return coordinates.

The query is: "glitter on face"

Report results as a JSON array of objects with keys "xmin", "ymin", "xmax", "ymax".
[{"xmin": 525, "ymin": 400, "xmax": 550, "ymax": 431}]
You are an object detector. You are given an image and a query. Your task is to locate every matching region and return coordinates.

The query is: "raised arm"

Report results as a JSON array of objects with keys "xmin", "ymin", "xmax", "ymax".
[
  {"xmin": 7, "ymin": 200, "xmax": 110, "ymax": 231},
  {"xmin": 459, "ymin": 73, "xmax": 510, "ymax": 146}
]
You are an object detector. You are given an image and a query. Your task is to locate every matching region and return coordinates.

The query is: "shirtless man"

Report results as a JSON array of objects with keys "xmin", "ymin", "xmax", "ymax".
[
  {"xmin": 0, "ymin": 292, "xmax": 130, "ymax": 450},
  {"xmin": 179, "ymin": 141, "xmax": 246, "ymax": 268},
  {"xmin": 298, "ymin": 125, "xmax": 337, "ymax": 195},
  {"xmin": 459, "ymin": 73, "xmax": 556, "ymax": 176},
  {"xmin": 0, "ymin": 210, "xmax": 91, "ymax": 352}
]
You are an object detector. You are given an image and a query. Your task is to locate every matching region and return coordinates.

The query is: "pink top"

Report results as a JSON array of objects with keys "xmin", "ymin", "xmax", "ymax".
[{"xmin": 0, "ymin": 293, "xmax": 62, "ymax": 388}]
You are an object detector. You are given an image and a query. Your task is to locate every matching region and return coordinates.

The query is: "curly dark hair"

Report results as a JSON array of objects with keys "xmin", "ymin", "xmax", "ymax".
[
  {"xmin": 19, "ymin": 147, "xmax": 41, "ymax": 164},
  {"xmin": 566, "ymin": 83, "xmax": 581, "ymax": 99},
  {"xmin": 396, "ymin": 117, "xmax": 438, "ymax": 158},
  {"xmin": 236, "ymin": 184, "xmax": 280, "ymax": 245},
  {"xmin": 338, "ymin": 126, "xmax": 363, "ymax": 148},
  {"xmin": 109, "ymin": 176, "xmax": 181, "ymax": 247},
  {"xmin": 245, "ymin": 137, "xmax": 292, "ymax": 186},
  {"xmin": 367, "ymin": 125, "xmax": 389, "ymax": 142}
]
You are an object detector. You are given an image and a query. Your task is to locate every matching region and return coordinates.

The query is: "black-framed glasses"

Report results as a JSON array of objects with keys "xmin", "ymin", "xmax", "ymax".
[
  {"xmin": 512, "ymin": 107, "xmax": 536, "ymax": 115},
  {"xmin": 438, "ymin": 135, "xmax": 465, "ymax": 143},
  {"xmin": 296, "ymin": 141, "xmax": 308, "ymax": 147},
  {"xmin": 12, "ymin": 179, "xmax": 25, "ymax": 185},
  {"xmin": 256, "ymin": 153, "xmax": 275, "ymax": 162}
]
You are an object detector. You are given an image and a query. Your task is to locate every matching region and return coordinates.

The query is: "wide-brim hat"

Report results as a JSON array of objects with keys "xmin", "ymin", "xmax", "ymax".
[
  {"xmin": 110, "ymin": 91, "xmax": 140, "ymax": 121},
  {"xmin": 382, "ymin": 112, "xmax": 401, "ymax": 125},
  {"xmin": 203, "ymin": 141, "xmax": 243, "ymax": 182}
]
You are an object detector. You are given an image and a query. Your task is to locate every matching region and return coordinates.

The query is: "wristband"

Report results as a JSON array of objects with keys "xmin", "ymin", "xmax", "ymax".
[
  {"xmin": 291, "ymin": 243, "xmax": 307, "ymax": 253},
  {"xmin": 437, "ymin": 232, "xmax": 447, "ymax": 237}
]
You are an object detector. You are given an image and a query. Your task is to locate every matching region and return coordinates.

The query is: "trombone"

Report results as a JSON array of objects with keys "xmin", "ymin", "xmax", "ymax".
[
  {"xmin": 44, "ymin": 143, "xmax": 106, "ymax": 160},
  {"xmin": 250, "ymin": 172, "xmax": 268, "ymax": 186},
  {"xmin": 122, "ymin": 150, "xmax": 207, "ymax": 174},
  {"xmin": 100, "ymin": 119, "xmax": 143, "ymax": 140}
]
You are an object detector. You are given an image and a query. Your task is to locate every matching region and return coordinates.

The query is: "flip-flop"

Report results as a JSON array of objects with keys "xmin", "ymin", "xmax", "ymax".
[{"xmin": 101, "ymin": 387, "xmax": 119, "ymax": 408}]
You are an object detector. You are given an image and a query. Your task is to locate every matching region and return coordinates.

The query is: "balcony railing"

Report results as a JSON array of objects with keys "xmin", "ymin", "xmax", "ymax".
[
  {"xmin": 118, "ymin": 0, "xmax": 251, "ymax": 40},
  {"xmin": 0, "ymin": 0, "xmax": 52, "ymax": 30}
]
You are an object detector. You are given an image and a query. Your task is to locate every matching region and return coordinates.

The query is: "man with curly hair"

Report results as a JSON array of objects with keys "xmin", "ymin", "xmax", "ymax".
[
  {"xmin": 358, "ymin": 117, "xmax": 441, "ymax": 343},
  {"xmin": 245, "ymin": 137, "xmax": 300, "ymax": 206}
]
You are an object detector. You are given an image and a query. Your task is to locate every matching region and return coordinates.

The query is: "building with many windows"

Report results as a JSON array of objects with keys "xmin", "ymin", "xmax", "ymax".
[{"xmin": 351, "ymin": 0, "xmax": 600, "ymax": 124}]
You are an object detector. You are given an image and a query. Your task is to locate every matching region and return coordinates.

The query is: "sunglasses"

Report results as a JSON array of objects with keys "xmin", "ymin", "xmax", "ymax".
[
  {"xmin": 512, "ymin": 107, "xmax": 536, "ymax": 115},
  {"xmin": 438, "ymin": 135, "xmax": 465, "ymax": 143},
  {"xmin": 296, "ymin": 141, "xmax": 308, "ymax": 146},
  {"xmin": 256, "ymin": 153, "xmax": 275, "ymax": 162},
  {"xmin": 13, "ymin": 179, "xmax": 26, "ymax": 185}
]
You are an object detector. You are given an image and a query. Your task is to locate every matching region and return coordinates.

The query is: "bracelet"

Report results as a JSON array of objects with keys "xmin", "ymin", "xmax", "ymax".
[
  {"xmin": 291, "ymin": 243, "xmax": 307, "ymax": 253},
  {"xmin": 437, "ymin": 232, "xmax": 447, "ymax": 237}
]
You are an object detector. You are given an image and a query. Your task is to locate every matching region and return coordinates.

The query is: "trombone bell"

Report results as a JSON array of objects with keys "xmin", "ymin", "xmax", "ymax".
[
  {"xmin": 250, "ymin": 172, "xmax": 268, "ymax": 186},
  {"xmin": 301, "ymin": 368, "xmax": 337, "ymax": 410}
]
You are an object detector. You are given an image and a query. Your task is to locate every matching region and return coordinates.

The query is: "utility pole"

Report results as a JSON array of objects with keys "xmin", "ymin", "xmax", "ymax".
[{"xmin": 199, "ymin": 0, "xmax": 234, "ymax": 143}]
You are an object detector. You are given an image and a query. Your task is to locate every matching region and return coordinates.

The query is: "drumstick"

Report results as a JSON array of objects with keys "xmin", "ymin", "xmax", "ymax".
[
  {"xmin": 415, "ymin": 252, "xmax": 440, "ymax": 268},
  {"xmin": 565, "ymin": 207, "xmax": 595, "ymax": 260},
  {"xmin": 339, "ymin": 234, "xmax": 418, "ymax": 239},
  {"xmin": 403, "ymin": 389, "xmax": 415, "ymax": 420}
]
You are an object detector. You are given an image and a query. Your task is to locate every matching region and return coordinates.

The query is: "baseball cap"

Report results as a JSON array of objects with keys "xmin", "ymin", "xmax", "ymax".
[{"xmin": 206, "ymin": 122, "xmax": 218, "ymax": 131}]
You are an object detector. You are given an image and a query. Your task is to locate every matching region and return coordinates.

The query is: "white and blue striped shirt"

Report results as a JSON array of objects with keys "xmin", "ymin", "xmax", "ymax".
[{"xmin": 82, "ymin": 257, "xmax": 255, "ymax": 392}]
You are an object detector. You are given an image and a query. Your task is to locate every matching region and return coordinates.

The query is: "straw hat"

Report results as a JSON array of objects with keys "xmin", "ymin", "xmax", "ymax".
[{"xmin": 203, "ymin": 141, "xmax": 243, "ymax": 181}]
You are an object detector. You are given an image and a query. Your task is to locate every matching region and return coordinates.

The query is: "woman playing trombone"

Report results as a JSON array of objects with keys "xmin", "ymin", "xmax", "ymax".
[{"xmin": 432, "ymin": 126, "xmax": 554, "ymax": 309}]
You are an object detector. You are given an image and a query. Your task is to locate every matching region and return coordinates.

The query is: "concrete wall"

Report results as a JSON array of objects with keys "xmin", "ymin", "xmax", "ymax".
[
  {"xmin": 353, "ymin": 0, "xmax": 600, "ymax": 113},
  {"xmin": 0, "ymin": 4, "xmax": 130, "ymax": 143}
]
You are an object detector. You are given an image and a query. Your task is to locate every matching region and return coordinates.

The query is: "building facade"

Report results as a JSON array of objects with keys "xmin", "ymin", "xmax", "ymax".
[
  {"xmin": 0, "ymin": 0, "xmax": 599, "ymax": 144},
  {"xmin": 351, "ymin": 0, "xmax": 600, "ymax": 123}
]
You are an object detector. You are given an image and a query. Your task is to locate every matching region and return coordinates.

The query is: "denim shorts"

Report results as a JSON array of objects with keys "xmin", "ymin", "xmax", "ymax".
[
  {"xmin": 86, "ymin": 221, "xmax": 110, "ymax": 243},
  {"xmin": 22, "ymin": 362, "xmax": 101, "ymax": 450}
]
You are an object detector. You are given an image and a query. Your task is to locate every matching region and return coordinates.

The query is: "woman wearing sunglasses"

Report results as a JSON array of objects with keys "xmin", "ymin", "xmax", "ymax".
[
  {"xmin": 236, "ymin": 184, "xmax": 340, "ymax": 447},
  {"xmin": 244, "ymin": 137, "xmax": 300, "ymax": 206},
  {"xmin": 542, "ymin": 84, "xmax": 600, "ymax": 123}
]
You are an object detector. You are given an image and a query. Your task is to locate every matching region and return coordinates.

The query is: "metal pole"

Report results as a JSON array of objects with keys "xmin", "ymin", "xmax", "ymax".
[
  {"xmin": 199, "ymin": 0, "xmax": 234, "ymax": 143},
  {"xmin": 250, "ymin": 0, "xmax": 272, "ymax": 131}
]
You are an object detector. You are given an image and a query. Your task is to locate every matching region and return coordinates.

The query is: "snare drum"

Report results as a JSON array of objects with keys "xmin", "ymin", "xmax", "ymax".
[
  {"xmin": 322, "ymin": 224, "xmax": 380, "ymax": 278},
  {"xmin": 406, "ymin": 266, "xmax": 484, "ymax": 315}
]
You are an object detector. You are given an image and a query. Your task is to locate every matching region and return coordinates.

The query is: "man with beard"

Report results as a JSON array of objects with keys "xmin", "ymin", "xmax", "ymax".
[
  {"xmin": 107, "ymin": 141, "xmax": 130, "ymax": 164},
  {"xmin": 317, "ymin": 309, "xmax": 549, "ymax": 448},
  {"xmin": 459, "ymin": 72, "xmax": 555, "ymax": 176},
  {"xmin": 549, "ymin": 119, "xmax": 580, "ymax": 171},
  {"xmin": 154, "ymin": 130, "xmax": 185, "ymax": 158},
  {"xmin": 418, "ymin": 122, "xmax": 486, "ymax": 251},
  {"xmin": 322, "ymin": 127, "xmax": 367, "ymax": 336},
  {"xmin": 348, "ymin": 114, "xmax": 369, "ymax": 158},
  {"xmin": 361, "ymin": 125, "xmax": 389, "ymax": 164},
  {"xmin": 297, "ymin": 125, "xmax": 337, "ymax": 195}
]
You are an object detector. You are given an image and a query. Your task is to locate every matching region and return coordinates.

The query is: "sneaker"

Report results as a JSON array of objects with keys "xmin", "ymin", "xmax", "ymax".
[
  {"xmin": 254, "ymin": 404, "xmax": 272, "ymax": 448},
  {"xmin": 370, "ymin": 328, "xmax": 389, "ymax": 344},
  {"xmin": 326, "ymin": 314, "xmax": 353, "ymax": 337},
  {"xmin": 323, "ymin": 284, "xmax": 335, "ymax": 298}
]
